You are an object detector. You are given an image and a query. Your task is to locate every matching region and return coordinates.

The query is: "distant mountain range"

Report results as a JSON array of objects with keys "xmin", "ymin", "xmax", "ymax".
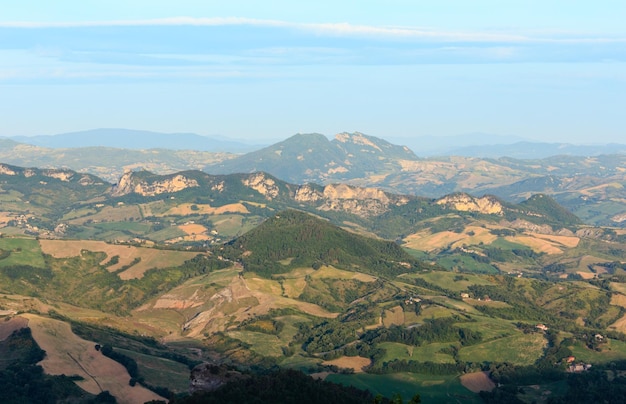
[
  {"xmin": 4, "ymin": 128, "xmax": 262, "ymax": 153},
  {"xmin": 4, "ymin": 128, "xmax": 625, "ymax": 159}
]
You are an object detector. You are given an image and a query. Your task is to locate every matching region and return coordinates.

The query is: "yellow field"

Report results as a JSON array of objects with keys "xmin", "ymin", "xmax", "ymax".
[
  {"xmin": 460, "ymin": 371, "xmax": 496, "ymax": 393},
  {"xmin": 322, "ymin": 356, "xmax": 371, "ymax": 373},
  {"xmin": 404, "ymin": 230, "xmax": 465, "ymax": 252},
  {"xmin": 612, "ymin": 283, "xmax": 626, "ymax": 295},
  {"xmin": 382, "ymin": 305, "xmax": 405, "ymax": 327},
  {"xmin": 505, "ymin": 235, "xmax": 563, "ymax": 254},
  {"xmin": 162, "ymin": 202, "xmax": 249, "ymax": 216},
  {"xmin": 39, "ymin": 239, "xmax": 198, "ymax": 279},
  {"xmin": 24, "ymin": 314, "xmax": 163, "ymax": 404},
  {"xmin": 532, "ymin": 233, "xmax": 580, "ymax": 248},
  {"xmin": 610, "ymin": 314, "xmax": 626, "ymax": 333},
  {"xmin": 176, "ymin": 223, "xmax": 211, "ymax": 241},
  {"xmin": 179, "ymin": 223, "xmax": 207, "ymax": 235},
  {"xmin": 282, "ymin": 277, "xmax": 308, "ymax": 298},
  {"xmin": 611, "ymin": 294, "xmax": 626, "ymax": 309},
  {"xmin": 0, "ymin": 212, "xmax": 15, "ymax": 226},
  {"xmin": 450, "ymin": 226, "xmax": 498, "ymax": 249}
]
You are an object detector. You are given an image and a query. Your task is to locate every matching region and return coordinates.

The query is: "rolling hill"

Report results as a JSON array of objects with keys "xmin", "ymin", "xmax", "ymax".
[{"xmin": 1, "ymin": 204, "xmax": 626, "ymax": 403}]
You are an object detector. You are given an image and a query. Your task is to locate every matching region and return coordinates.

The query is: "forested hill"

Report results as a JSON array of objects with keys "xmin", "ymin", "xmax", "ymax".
[{"xmin": 220, "ymin": 210, "xmax": 432, "ymax": 277}]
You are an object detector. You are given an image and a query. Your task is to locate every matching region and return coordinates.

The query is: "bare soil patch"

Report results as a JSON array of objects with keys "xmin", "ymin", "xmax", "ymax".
[
  {"xmin": 160, "ymin": 271, "xmax": 338, "ymax": 338},
  {"xmin": 24, "ymin": 314, "xmax": 163, "ymax": 404},
  {"xmin": 460, "ymin": 371, "xmax": 496, "ymax": 393},
  {"xmin": 0, "ymin": 315, "xmax": 29, "ymax": 341},
  {"xmin": 322, "ymin": 356, "xmax": 371, "ymax": 373}
]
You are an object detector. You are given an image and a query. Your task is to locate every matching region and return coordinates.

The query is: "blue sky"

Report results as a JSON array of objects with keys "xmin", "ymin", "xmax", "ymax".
[{"xmin": 1, "ymin": 1, "xmax": 625, "ymax": 144}]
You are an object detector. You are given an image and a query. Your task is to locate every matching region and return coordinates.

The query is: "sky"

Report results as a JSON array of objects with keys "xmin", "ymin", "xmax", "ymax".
[{"xmin": 1, "ymin": 1, "xmax": 625, "ymax": 144}]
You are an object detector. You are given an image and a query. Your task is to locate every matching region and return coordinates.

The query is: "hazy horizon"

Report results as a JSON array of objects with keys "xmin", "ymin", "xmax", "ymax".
[{"xmin": 1, "ymin": 1, "xmax": 625, "ymax": 144}]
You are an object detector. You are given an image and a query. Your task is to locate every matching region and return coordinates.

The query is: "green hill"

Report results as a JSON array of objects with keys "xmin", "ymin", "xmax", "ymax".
[
  {"xmin": 517, "ymin": 193, "xmax": 582, "ymax": 227},
  {"xmin": 206, "ymin": 132, "xmax": 418, "ymax": 184},
  {"xmin": 222, "ymin": 210, "xmax": 430, "ymax": 277}
]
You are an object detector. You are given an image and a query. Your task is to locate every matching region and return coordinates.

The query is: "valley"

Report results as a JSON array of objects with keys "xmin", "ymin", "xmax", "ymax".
[{"xmin": 0, "ymin": 137, "xmax": 625, "ymax": 403}]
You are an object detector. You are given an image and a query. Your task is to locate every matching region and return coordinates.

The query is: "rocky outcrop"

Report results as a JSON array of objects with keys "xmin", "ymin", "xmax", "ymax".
[
  {"xmin": 0, "ymin": 164, "xmax": 17, "ymax": 175},
  {"xmin": 294, "ymin": 184, "xmax": 324, "ymax": 202},
  {"xmin": 437, "ymin": 193, "xmax": 504, "ymax": 215},
  {"xmin": 318, "ymin": 198, "xmax": 389, "ymax": 217},
  {"xmin": 43, "ymin": 169, "xmax": 74, "ymax": 182},
  {"xmin": 242, "ymin": 173, "xmax": 280, "ymax": 200},
  {"xmin": 295, "ymin": 183, "xmax": 412, "ymax": 217},
  {"xmin": 323, "ymin": 183, "xmax": 390, "ymax": 204},
  {"xmin": 111, "ymin": 170, "xmax": 199, "ymax": 197}
]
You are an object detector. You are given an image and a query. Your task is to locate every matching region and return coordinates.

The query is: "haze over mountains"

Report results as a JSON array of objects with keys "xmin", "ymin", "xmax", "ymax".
[
  {"xmin": 4, "ymin": 128, "xmax": 626, "ymax": 158},
  {"xmin": 6, "ymin": 129, "xmax": 261, "ymax": 152}
]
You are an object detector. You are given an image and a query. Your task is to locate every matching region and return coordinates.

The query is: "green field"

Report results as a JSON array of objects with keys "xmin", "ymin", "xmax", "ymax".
[
  {"xmin": 279, "ymin": 354, "xmax": 322, "ymax": 371},
  {"xmin": 568, "ymin": 339, "xmax": 626, "ymax": 364},
  {"xmin": 437, "ymin": 255, "xmax": 499, "ymax": 274},
  {"xmin": 458, "ymin": 332, "xmax": 546, "ymax": 365},
  {"xmin": 94, "ymin": 221, "xmax": 153, "ymax": 233},
  {"xmin": 327, "ymin": 372, "xmax": 480, "ymax": 404},
  {"xmin": 118, "ymin": 348, "xmax": 191, "ymax": 393},
  {"xmin": 379, "ymin": 342, "xmax": 456, "ymax": 364},
  {"xmin": 455, "ymin": 316, "xmax": 515, "ymax": 341},
  {"xmin": 227, "ymin": 330, "xmax": 284, "ymax": 357},
  {"xmin": 146, "ymin": 226, "xmax": 186, "ymax": 242},
  {"xmin": 517, "ymin": 380, "xmax": 568, "ymax": 404},
  {"xmin": 0, "ymin": 237, "xmax": 46, "ymax": 268}
]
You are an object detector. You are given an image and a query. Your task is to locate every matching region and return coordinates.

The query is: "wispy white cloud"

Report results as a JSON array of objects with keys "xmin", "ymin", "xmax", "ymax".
[{"xmin": 2, "ymin": 17, "xmax": 625, "ymax": 44}]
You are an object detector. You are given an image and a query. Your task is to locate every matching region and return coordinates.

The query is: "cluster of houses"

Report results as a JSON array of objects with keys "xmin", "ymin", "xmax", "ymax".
[
  {"xmin": 563, "ymin": 356, "xmax": 593, "ymax": 373},
  {"xmin": 404, "ymin": 296, "xmax": 421, "ymax": 305},
  {"xmin": 460, "ymin": 292, "xmax": 492, "ymax": 302}
]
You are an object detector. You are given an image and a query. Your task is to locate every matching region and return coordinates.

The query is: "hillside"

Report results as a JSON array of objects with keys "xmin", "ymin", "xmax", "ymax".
[
  {"xmin": 221, "ymin": 210, "xmax": 429, "ymax": 277},
  {"xmin": 2, "ymin": 205, "xmax": 626, "ymax": 402},
  {"xmin": 2, "ymin": 131, "xmax": 625, "ymax": 226},
  {"xmin": 1, "ymin": 162, "xmax": 626, "ymax": 402}
]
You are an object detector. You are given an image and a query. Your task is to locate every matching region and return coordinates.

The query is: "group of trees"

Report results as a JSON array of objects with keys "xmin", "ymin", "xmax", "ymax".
[{"xmin": 362, "ymin": 317, "xmax": 482, "ymax": 348}]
